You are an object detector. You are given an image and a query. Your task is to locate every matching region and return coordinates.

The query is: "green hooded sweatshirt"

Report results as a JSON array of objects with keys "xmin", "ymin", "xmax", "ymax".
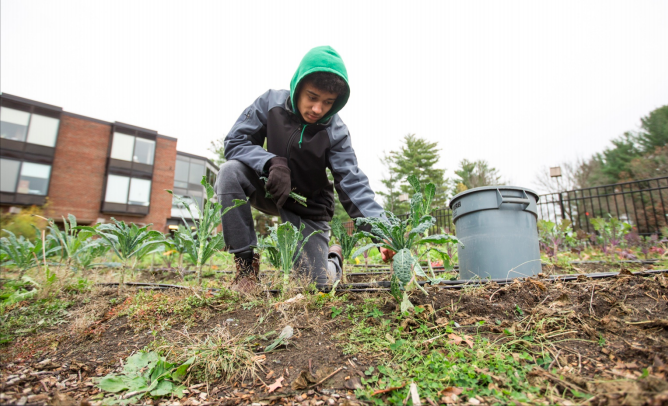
[{"xmin": 289, "ymin": 46, "xmax": 350, "ymax": 124}]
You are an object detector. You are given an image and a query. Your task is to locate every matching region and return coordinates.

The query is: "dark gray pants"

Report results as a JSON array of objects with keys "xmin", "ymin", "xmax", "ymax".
[{"xmin": 215, "ymin": 160, "xmax": 340, "ymax": 285}]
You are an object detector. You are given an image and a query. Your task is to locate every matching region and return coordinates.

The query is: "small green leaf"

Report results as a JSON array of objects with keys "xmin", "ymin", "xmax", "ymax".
[
  {"xmin": 97, "ymin": 376, "xmax": 128, "ymax": 393},
  {"xmin": 149, "ymin": 380, "xmax": 174, "ymax": 397}
]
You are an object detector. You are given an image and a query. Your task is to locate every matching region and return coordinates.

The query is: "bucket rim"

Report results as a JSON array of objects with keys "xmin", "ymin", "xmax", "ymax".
[{"xmin": 448, "ymin": 185, "xmax": 540, "ymax": 209}]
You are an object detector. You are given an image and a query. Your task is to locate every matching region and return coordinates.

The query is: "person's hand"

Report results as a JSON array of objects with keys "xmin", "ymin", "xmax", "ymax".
[
  {"xmin": 380, "ymin": 246, "xmax": 396, "ymax": 263},
  {"xmin": 266, "ymin": 157, "xmax": 291, "ymax": 208}
]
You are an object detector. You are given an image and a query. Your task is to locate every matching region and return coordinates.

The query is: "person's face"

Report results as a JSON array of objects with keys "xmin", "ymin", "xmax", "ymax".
[{"xmin": 296, "ymin": 82, "xmax": 338, "ymax": 124}]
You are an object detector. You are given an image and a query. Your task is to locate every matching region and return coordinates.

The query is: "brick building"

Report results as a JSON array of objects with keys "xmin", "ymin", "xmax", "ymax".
[{"xmin": 0, "ymin": 93, "xmax": 218, "ymax": 233}]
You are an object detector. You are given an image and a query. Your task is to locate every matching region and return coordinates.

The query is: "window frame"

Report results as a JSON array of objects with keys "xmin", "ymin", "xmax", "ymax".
[
  {"xmin": 101, "ymin": 173, "xmax": 153, "ymax": 216},
  {"xmin": 0, "ymin": 100, "xmax": 62, "ymax": 150},
  {"xmin": 0, "ymin": 157, "xmax": 53, "ymax": 205}
]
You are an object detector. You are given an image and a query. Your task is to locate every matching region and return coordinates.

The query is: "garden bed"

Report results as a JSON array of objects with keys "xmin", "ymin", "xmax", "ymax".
[{"xmin": 2, "ymin": 264, "xmax": 668, "ymax": 405}]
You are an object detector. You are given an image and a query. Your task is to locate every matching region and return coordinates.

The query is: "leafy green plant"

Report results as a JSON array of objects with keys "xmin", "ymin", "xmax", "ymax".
[
  {"xmin": 352, "ymin": 175, "xmax": 459, "ymax": 309},
  {"xmin": 75, "ymin": 219, "xmax": 165, "ymax": 294},
  {"xmin": 330, "ymin": 217, "xmax": 365, "ymax": 261},
  {"xmin": 0, "ymin": 230, "xmax": 58, "ymax": 279},
  {"xmin": 252, "ymin": 232, "xmax": 279, "ymax": 270},
  {"xmin": 259, "ymin": 222, "xmax": 322, "ymax": 293},
  {"xmin": 36, "ymin": 214, "xmax": 113, "ymax": 273},
  {"xmin": 73, "ymin": 242, "xmax": 113, "ymax": 275},
  {"xmin": 0, "ymin": 277, "xmax": 39, "ymax": 311},
  {"xmin": 590, "ymin": 214, "xmax": 632, "ymax": 260},
  {"xmin": 537, "ymin": 219, "xmax": 572, "ymax": 261},
  {"xmin": 164, "ymin": 230, "xmax": 190, "ymax": 271},
  {"xmin": 168, "ymin": 176, "xmax": 246, "ymax": 285},
  {"xmin": 96, "ymin": 351, "xmax": 192, "ymax": 404}
]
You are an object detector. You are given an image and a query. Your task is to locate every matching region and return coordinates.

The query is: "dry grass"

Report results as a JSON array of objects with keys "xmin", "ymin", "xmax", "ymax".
[{"xmin": 157, "ymin": 325, "xmax": 265, "ymax": 386}]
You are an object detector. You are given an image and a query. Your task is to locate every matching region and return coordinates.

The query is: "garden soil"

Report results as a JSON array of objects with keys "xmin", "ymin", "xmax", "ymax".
[{"xmin": 1, "ymin": 267, "xmax": 667, "ymax": 405}]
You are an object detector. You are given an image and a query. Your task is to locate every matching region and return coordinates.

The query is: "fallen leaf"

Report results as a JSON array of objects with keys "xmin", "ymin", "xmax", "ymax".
[
  {"xmin": 291, "ymin": 369, "xmax": 316, "ymax": 390},
  {"xmin": 266, "ymin": 377, "xmax": 284, "ymax": 393},
  {"xmin": 447, "ymin": 333, "xmax": 462, "ymax": 345},
  {"xmin": 440, "ymin": 387, "xmax": 463, "ymax": 396},
  {"xmin": 529, "ymin": 279, "xmax": 547, "ymax": 291},
  {"xmin": 447, "ymin": 334, "xmax": 474, "ymax": 348},
  {"xmin": 345, "ymin": 376, "xmax": 363, "ymax": 390}
]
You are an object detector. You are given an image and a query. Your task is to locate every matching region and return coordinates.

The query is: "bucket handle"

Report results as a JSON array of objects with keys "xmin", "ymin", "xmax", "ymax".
[{"xmin": 496, "ymin": 189, "xmax": 531, "ymax": 209}]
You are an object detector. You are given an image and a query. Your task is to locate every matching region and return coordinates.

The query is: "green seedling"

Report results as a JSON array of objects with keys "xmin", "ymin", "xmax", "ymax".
[
  {"xmin": 256, "ymin": 222, "xmax": 322, "ymax": 294},
  {"xmin": 331, "ymin": 306, "xmax": 343, "ymax": 318}
]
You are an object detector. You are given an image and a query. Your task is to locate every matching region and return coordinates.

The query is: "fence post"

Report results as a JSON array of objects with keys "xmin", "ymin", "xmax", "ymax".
[{"xmin": 558, "ymin": 192, "xmax": 566, "ymax": 221}]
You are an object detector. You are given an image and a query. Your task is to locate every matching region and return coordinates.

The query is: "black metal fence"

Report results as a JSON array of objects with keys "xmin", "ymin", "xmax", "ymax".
[
  {"xmin": 343, "ymin": 176, "xmax": 668, "ymax": 237},
  {"xmin": 537, "ymin": 176, "xmax": 668, "ymax": 236},
  {"xmin": 343, "ymin": 207, "xmax": 454, "ymax": 235}
]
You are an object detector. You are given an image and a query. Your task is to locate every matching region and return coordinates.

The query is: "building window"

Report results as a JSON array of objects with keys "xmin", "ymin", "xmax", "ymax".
[
  {"xmin": 105, "ymin": 175, "xmax": 130, "ymax": 204},
  {"xmin": 0, "ymin": 158, "xmax": 51, "ymax": 195},
  {"xmin": 18, "ymin": 162, "xmax": 51, "ymax": 195},
  {"xmin": 0, "ymin": 107, "xmax": 30, "ymax": 142},
  {"xmin": 174, "ymin": 159, "xmax": 190, "ymax": 188},
  {"xmin": 110, "ymin": 132, "xmax": 155, "ymax": 165},
  {"xmin": 0, "ymin": 158, "xmax": 21, "ymax": 192},
  {"xmin": 188, "ymin": 162, "xmax": 205, "ymax": 185},
  {"xmin": 0, "ymin": 106, "xmax": 59, "ymax": 147},
  {"xmin": 104, "ymin": 175, "xmax": 151, "ymax": 206},
  {"xmin": 134, "ymin": 138, "xmax": 155, "ymax": 165},
  {"xmin": 26, "ymin": 115, "xmax": 59, "ymax": 147},
  {"xmin": 128, "ymin": 178, "xmax": 151, "ymax": 206}
]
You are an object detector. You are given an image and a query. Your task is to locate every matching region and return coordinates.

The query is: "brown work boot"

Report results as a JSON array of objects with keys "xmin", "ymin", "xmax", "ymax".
[
  {"xmin": 232, "ymin": 253, "xmax": 261, "ymax": 294},
  {"xmin": 328, "ymin": 244, "xmax": 343, "ymax": 268}
]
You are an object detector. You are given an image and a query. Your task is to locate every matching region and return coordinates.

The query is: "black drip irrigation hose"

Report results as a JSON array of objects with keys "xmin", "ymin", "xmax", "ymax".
[
  {"xmin": 95, "ymin": 269, "xmax": 668, "ymax": 294},
  {"xmin": 136, "ymin": 259, "xmax": 660, "ymax": 275}
]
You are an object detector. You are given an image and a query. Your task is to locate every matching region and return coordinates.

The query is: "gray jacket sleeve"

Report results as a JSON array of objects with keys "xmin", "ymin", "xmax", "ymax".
[
  {"xmin": 327, "ymin": 115, "xmax": 385, "ymax": 219},
  {"xmin": 223, "ymin": 90, "xmax": 278, "ymax": 175}
]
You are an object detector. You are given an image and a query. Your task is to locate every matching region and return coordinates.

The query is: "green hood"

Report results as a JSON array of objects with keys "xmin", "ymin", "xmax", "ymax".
[{"xmin": 290, "ymin": 46, "xmax": 350, "ymax": 123}]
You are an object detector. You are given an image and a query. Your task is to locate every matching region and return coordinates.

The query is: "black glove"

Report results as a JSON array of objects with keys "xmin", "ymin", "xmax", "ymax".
[{"xmin": 266, "ymin": 157, "xmax": 291, "ymax": 208}]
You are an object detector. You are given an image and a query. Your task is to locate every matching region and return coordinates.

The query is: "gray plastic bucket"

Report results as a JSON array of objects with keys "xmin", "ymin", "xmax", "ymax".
[{"xmin": 448, "ymin": 186, "xmax": 541, "ymax": 280}]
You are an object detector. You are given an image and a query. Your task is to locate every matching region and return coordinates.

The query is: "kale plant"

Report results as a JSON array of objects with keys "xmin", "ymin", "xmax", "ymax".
[
  {"xmin": 256, "ymin": 222, "xmax": 322, "ymax": 294},
  {"xmin": 352, "ymin": 176, "xmax": 459, "ymax": 310},
  {"xmin": 168, "ymin": 176, "xmax": 246, "ymax": 284},
  {"xmin": 76, "ymin": 219, "xmax": 164, "ymax": 294},
  {"xmin": 0, "ymin": 230, "xmax": 58, "ymax": 279},
  {"xmin": 330, "ymin": 217, "xmax": 365, "ymax": 261}
]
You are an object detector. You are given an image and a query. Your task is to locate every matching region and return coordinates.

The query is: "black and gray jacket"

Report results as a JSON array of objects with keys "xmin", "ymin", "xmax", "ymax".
[{"xmin": 223, "ymin": 89, "xmax": 384, "ymax": 222}]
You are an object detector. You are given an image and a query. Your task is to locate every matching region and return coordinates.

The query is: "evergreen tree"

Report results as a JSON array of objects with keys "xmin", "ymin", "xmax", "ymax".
[
  {"xmin": 594, "ymin": 132, "xmax": 640, "ymax": 182},
  {"xmin": 453, "ymin": 159, "xmax": 504, "ymax": 191},
  {"xmin": 377, "ymin": 152, "xmax": 402, "ymax": 212},
  {"xmin": 379, "ymin": 134, "xmax": 449, "ymax": 214},
  {"xmin": 638, "ymin": 105, "xmax": 668, "ymax": 154}
]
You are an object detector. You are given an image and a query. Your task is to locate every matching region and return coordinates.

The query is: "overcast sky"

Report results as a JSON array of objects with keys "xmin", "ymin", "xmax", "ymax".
[{"xmin": 2, "ymin": 0, "xmax": 667, "ymax": 202}]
